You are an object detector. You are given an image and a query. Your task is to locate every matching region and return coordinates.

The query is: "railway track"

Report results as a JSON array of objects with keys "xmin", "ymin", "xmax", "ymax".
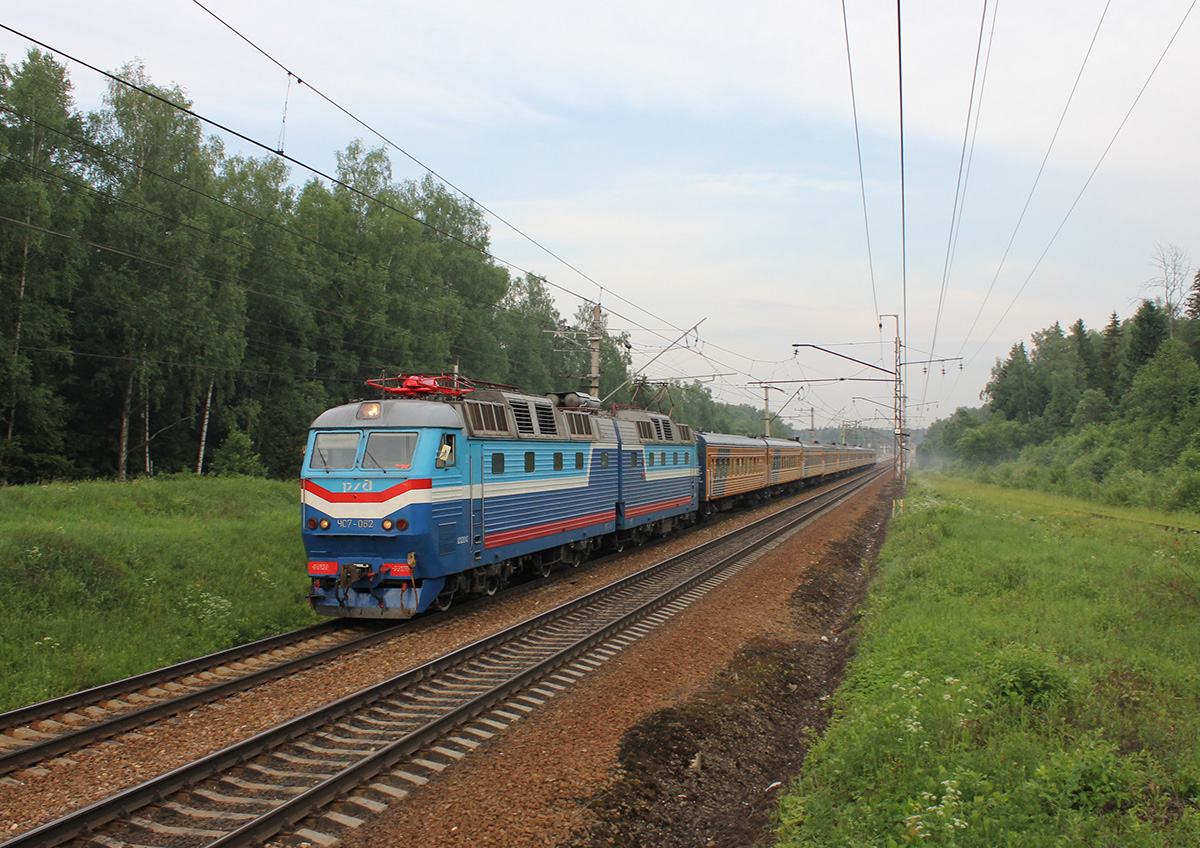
[
  {"xmin": 2, "ymin": 468, "xmax": 884, "ymax": 848},
  {"xmin": 0, "ymin": 621, "xmax": 409, "ymax": 778}
]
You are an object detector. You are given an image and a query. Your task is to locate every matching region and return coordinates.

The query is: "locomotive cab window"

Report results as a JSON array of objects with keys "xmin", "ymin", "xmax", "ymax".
[
  {"xmin": 435, "ymin": 434, "xmax": 456, "ymax": 468},
  {"xmin": 362, "ymin": 432, "xmax": 417, "ymax": 470},
  {"xmin": 311, "ymin": 432, "xmax": 359, "ymax": 470}
]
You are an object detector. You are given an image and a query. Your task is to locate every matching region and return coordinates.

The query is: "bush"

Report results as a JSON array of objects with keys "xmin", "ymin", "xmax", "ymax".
[
  {"xmin": 210, "ymin": 429, "xmax": 266, "ymax": 477},
  {"xmin": 990, "ymin": 643, "xmax": 1072, "ymax": 709}
]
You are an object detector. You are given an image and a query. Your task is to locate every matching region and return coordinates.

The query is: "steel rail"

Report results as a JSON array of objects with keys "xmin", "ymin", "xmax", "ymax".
[
  {"xmin": 0, "ymin": 621, "xmax": 343, "ymax": 732},
  {"xmin": 0, "ymin": 621, "xmax": 409, "ymax": 776}
]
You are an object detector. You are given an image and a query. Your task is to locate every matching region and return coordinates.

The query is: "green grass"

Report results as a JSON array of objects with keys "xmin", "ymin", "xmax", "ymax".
[
  {"xmin": 775, "ymin": 474, "xmax": 1200, "ymax": 847},
  {"xmin": 0, "ymin": 475, "xmax": 318, "ymax": 712}
]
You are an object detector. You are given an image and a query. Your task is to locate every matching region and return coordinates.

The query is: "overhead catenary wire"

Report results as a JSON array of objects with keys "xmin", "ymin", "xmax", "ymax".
[
  {"xmin": 922, "ymin": 0, "xmax": 993, "ymax": 405},
  {"xmin": 965, "ymin": 0, "xmax": 1197, "ymax": 368},
  {"xmin": 182, "ymin": 2, "xmax": 858, "ymax": 412},
  {"xmin": 184, "ymin": 0, "xmax": 725, "ymax": 371},
  {"xmin": 5, "ymin": 22, "xmax": 807, "ymax": 413},
  {"xmin": 954, "ymin": 0, "xmax": 1115, "ymax": 365},
  {"xmin": 839, "ymin": 0, "xmax": 880, "ymax": 322}
]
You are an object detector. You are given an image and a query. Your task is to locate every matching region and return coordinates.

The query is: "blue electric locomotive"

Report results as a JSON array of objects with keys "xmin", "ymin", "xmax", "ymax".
[{"xmin": 301, "ymin": 376, "xmax": 699, "ymax": 618}]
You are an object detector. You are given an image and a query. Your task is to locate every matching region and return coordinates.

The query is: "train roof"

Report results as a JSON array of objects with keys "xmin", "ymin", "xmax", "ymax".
[
  {"xmin": 309, "ymin": 398, "xmax": 464, "ymax": 429},
  {"xmin": 697, "ymin": 432, "xmax": 873, "ymax": 451}
]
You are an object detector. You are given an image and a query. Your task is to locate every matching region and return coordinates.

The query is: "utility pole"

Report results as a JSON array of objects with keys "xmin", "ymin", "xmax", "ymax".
[
  {"xmin": 588, "ymin": 302, "xmax": 602, "ymax": 397},
  {"xmin": 763, "ymin": 385, "xmax": 772, "ymax": 437},
  {"xmin": 880, "ymin": 314, "xmax": 903, "ymax": 478},
  {"xmin": 810, "ymin": 409, "xmax": 815, "ymax": 443}
]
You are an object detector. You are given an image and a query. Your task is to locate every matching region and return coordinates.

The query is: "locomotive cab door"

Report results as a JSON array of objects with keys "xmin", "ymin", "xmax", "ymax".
[
  {"xmin": 468, "ymin": 440, "xmax": 484, "ymax": 560},
  {"xmin": 432, "ymin": 431, "xmax": 470, "ymax": 572}
]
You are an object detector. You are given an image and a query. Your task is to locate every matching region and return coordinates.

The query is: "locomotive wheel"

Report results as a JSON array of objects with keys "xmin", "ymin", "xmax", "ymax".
[
  {"xmin": 538, "ymin": 560, "xmax": 553, "ymax": 578},
  {"xmin": 432, "ymin": 590, "xmax": 453, "ymax": 612},
  {"xmin": 483, "ymin": 573, "xmax": 500, "ymax": 596}
]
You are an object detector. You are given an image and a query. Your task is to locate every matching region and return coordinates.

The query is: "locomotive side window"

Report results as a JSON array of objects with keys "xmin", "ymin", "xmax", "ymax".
[
  {"xmin": 362, "ymin": 432, "xmax": 417, "ymax": 469},
  {"xmin": 312, "ymin": 432, "xmax": 359, "ymax": 469},
  {"xmin": 525, "ymin": 452, "xmax": 536, "ymax": 472},
  {"xmin": 492, "ymin": 453, "xmax": 505, "ymax": 474},
  {"xmin": 601, "ymin": 453, "xmax": 609, "ymax": 469},
  {"xmin": 575, "ymin": 452, "xmax": 584, "ymax": 470},
  {"xmin": 435, "ymin": 434, "xmax": 456, "ymax": 468},
  {"xmin": 554, "ymin": 452, "xmax": 564, "ymax": 471}
]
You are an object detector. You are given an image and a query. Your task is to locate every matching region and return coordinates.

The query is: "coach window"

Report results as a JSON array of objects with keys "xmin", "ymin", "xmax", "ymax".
[
  {"xmin": 554, "ymin": 452, "xmax": 564, "ymax": 471},
  {"xmin": 576, "ymin": 452, "xmax": 584, "ymax": 470},
  {"xmin": 492, "ymin": 453, "xmax": 504, "ymax": 474},
  {"xmin": 525, "ymin": 452, "xmax": 536, "ymax": 472}
]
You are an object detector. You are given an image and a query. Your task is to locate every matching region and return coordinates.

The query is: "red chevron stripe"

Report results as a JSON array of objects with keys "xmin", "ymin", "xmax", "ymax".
[{"xmin": 303, "ymin": 478, "xmax": 432, "ymax": 504}]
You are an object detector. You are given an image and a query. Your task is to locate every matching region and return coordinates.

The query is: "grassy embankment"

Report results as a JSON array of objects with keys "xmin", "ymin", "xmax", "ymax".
[
  {"xmin": 0, "ymin": 476, "xmax": 318, "ymax": 712},
  {"xmin": 777, "ymin": 475, "xmax": 1200, "ymax": 847}
]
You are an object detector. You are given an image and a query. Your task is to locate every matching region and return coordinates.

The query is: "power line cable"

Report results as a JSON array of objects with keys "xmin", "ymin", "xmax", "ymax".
[
  {"xmin": 0, "ymin": 137, "xmax": 574, "ymax": 344},
  {"xmin": 0, "ymin": 57, "xmax": 686, "ymax": 383},
  {"xmin": 896, "ymin": 0, "xmax": 908, "ymax": 407},
  {"xmin": 185, "ymin": 0, "xmax": 710, "ymax": 353},
  {"xmin": 968, "ymin": 0, "xmax": 1196, "ymax": 366},
  {"xmin": 839, "ymin": 0, "xmax": 879, "ymax": 322},
  {"xmin": 3, "ymin": 22, "xmax": 850, "ymax": 415},
  {"xmin": 956, "ymin": 0, "xmax": 1114, "ymax": 359},
  {"xmin": 183, "ymin": 2, "xmax": 817, "ymax": 403},
  {"xmin": 925, "ymin": 0, "xmax": 992, "ymax": 395},
  {"xmin": 0, "ymin": 211, "xmax": 574, "ymax": 379}
]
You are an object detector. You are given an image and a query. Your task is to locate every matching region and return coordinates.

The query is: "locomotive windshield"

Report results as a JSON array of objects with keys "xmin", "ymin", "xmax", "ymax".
[
  {"xmin": 362, "ymin": 432, "xmax": 417, "ymax": 470},
  {"xmin": 311, "ymin": 432, "xmax": 359, "ymax": 469},
  {"xmin": 308, "ymin": 430, "xmax": 422, "ymax": 471}
]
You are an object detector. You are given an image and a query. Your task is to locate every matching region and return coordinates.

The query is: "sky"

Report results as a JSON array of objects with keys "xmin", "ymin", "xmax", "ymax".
[{"xmin": 2, "ymin": 0, "xmax": 1198, "ymax": 436}]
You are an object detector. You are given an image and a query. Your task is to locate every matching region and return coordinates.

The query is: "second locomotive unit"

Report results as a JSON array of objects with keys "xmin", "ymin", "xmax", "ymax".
[{"xmin": 301, "ymin": 375, "xmax": 874, "ymax": 618}]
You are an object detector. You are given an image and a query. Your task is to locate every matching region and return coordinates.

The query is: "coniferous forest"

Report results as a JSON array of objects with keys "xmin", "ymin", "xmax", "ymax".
[
  {"xmin": 920, "ymin": 283, "xmax": 1200, "ymax": 511},
  {"xmin": 0, "ymin": 50, "xmax": 787, "ymax": 484}
]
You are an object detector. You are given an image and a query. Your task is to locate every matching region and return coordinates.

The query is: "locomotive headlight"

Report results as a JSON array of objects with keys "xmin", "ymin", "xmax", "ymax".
[
  {"xmin": 307, "ymin": 518, "xmax": 317, "ymax": 530},
  {"xmin": 319, "ymin": 518, "xmax": 331, "ymax": 530},
  {"xmin": 382, "ymin": 519, "xmax": 394, "ymax": 531},
  {"xmin": 357, "ymin": 402, "xmax": 382, "ymax": 420}
]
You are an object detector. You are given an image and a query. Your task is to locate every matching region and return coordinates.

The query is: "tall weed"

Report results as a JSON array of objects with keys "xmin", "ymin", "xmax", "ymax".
[
  {"xmin": 776, "ymin": 478, "xmax": 1200, "ymax": 847},
  {"xmin": 0, "ymin": 477, "xmax": 315, "ymax": 710}
]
